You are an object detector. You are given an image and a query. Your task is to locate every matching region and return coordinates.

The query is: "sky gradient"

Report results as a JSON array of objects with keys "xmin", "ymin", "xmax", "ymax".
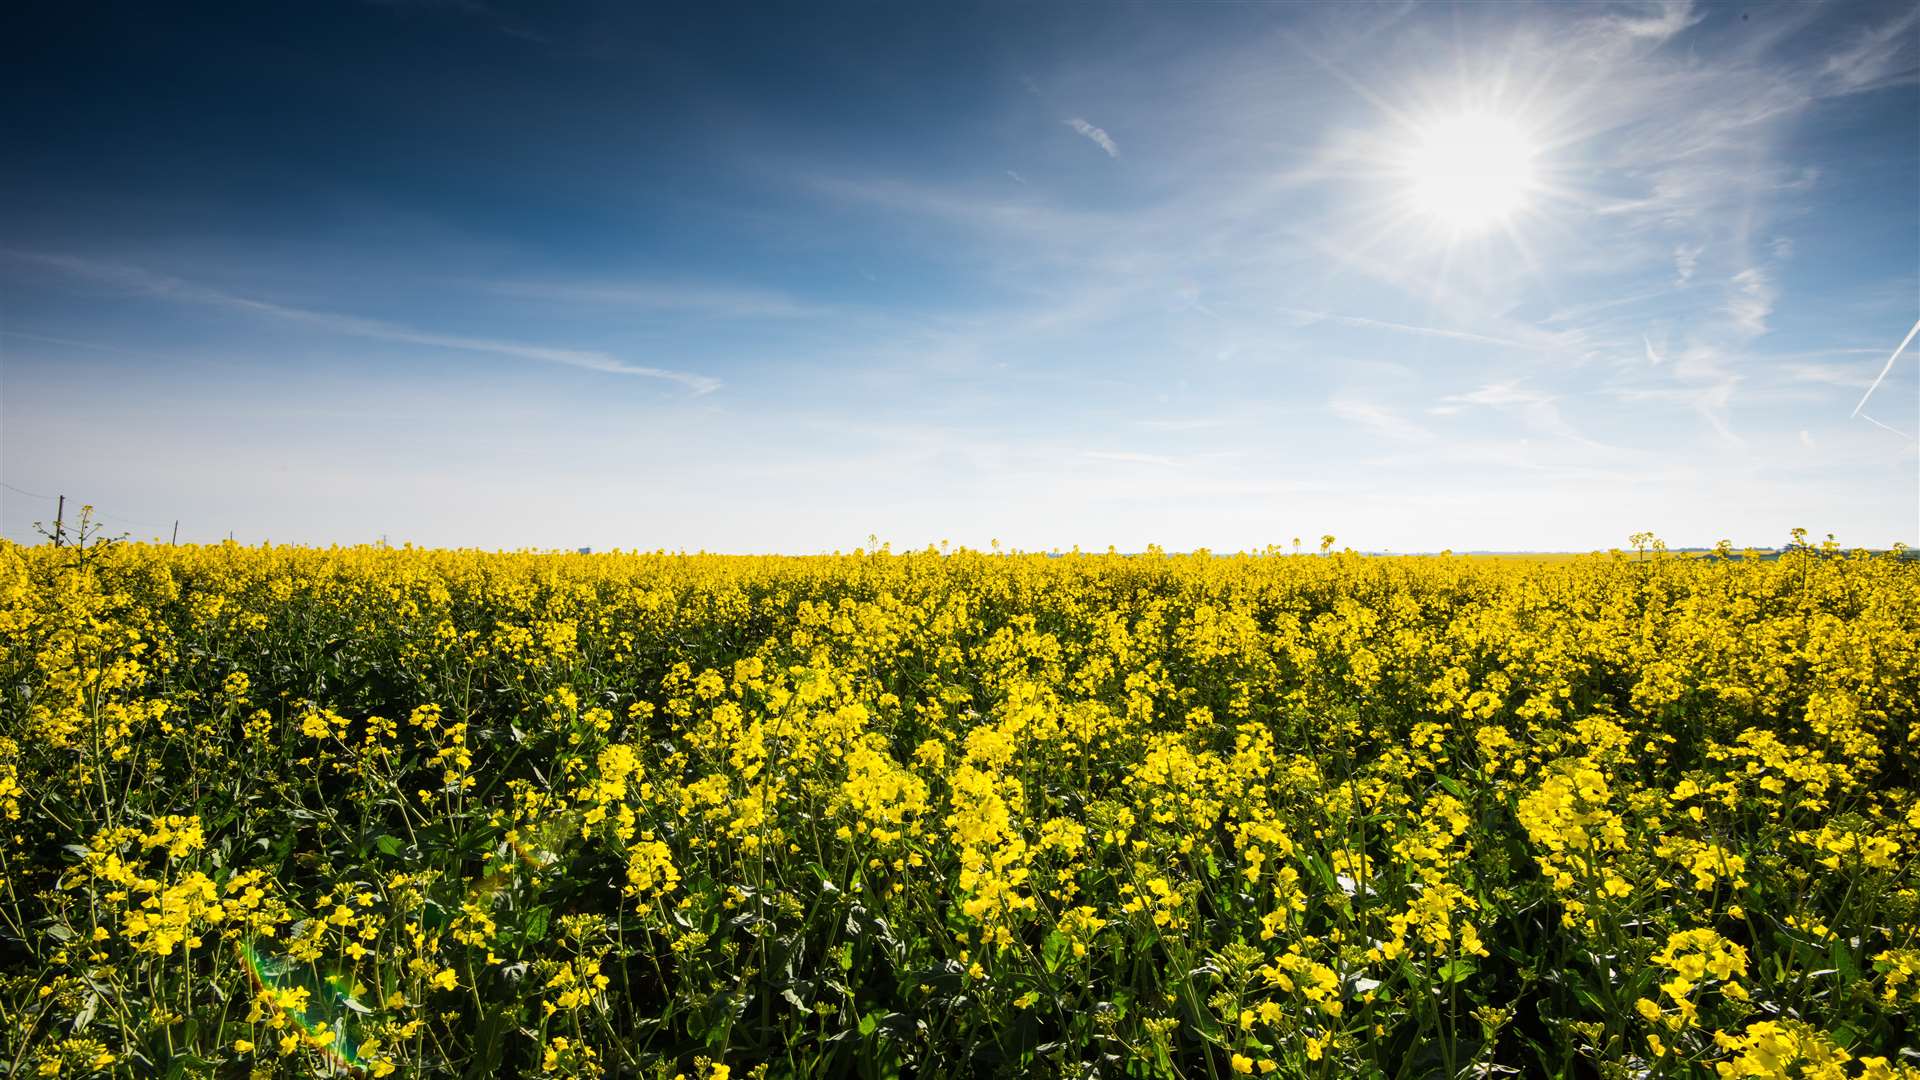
[{"xmin": 2, "ymin": 0, "xmax": 1916, "ymax": 552}]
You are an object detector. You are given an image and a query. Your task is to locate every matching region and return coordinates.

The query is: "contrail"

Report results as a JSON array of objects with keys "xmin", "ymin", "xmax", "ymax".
[
  {"xmin": 1851, "ymin": 317, "xmax": 1920, "ymax": 417},
  {"xmin": 1856, "ymin": 412, "xmax": 1914, "ymax": 440}
]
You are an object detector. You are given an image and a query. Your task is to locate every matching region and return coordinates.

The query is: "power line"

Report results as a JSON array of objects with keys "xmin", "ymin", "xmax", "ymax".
[
  {"xmin": 0, "ymin": 483, "xmax": 174, "ymax": 532},
  {"xmin": 0, "ymin": 481, "xmax": 57, "ymax": 501}
]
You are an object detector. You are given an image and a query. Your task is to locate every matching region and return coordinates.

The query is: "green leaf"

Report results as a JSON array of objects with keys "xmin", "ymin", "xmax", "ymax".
[
  {"xmin": 522, "ymin": 906, "xmax": 550, "ymax": 943},
  {"xmin": 1829, "ymin": 939, "xmax": 1861, "ymax": 981},
  {"xmin": 1299, "ymin": 852, "xmax": 1341, "ymax": 896},
  {"xmin": 374, "ymin": 834, "xmax": 404, "ymax": 857},
  {"xmin": 1042, "ymin": 930, "xmax": 1070, "ymax": 974}
]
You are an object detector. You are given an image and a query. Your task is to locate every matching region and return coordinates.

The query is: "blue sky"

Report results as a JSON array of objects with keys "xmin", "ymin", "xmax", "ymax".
[{"xmin": 2, "ymin": 0, "xmax": 1915, "ymax": 552}]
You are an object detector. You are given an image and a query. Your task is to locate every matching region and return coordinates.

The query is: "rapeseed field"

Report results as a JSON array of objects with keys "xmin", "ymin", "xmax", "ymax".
[{"xmin": 1, "ymin": 533, "xmax": 1915, "ymax": 1078}]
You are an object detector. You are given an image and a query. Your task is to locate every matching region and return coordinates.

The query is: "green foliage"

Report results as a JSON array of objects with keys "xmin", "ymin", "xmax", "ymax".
[{"xmin": 0, "ymin": 539, "xmax": 1915, "ymax": 1077}]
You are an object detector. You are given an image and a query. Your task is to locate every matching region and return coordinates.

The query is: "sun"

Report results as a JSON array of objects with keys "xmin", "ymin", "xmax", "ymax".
[{"xmin": 1404, "ymin": 112, "xmax": 1537, "ymax": 232}]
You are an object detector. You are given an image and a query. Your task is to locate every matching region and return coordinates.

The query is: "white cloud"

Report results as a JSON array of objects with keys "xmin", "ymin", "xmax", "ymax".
[
  {"xmin": 1727, "ymin": 268, "xmax": 1775, "ymax": 338},
  {"xmin": 1066, "ymin": 117, "xmax": 1119, "ymax": 158},
  {"xmin": 1436, "ymin": 381, "xmax": 1604, "ymax": 447},
  {"xmin": 1614, "ymin": 367, "xmax": 1743, "ymax": 447},
  {"xmin": 1138, "ymin": 417, "xmax": 1228, "ymax": 432},
  {"xmin": 488, "ymin": 279, "xmax": 826, "ymax": 320},
  {"xmin": 1672, "ymin": 244, "xmax": 1702, "ymax": 285},
  {"xmin": 1603, "ymin": 0, "xmax": 1702, "ymax": 43},
  {"xmin": 1082, "ymin": 450, "xmax": 1175, "ymax": 466},
  {"xmin": 1442, "ymin": 382, "xmax": 1551, "ymax": 409},
  {"xmin": 1819, "ymin": 5, "xmax": 1920, "ymax": 95},
  {"xmin": 1330, "ymin": 398, "xmax": 1430, "ymax": 443},
  {"xmin": 787, "ymin": 1, "xmax": 1901, "ymax": 481},
  {"xmin": 1275, "ymin": 307, "xmax": 1551, "ymax": 352},
  {"xmin": 1782, "ymin": 363, "xmax": 1872, "ymax": 390},
  {"xmin": 12, "ymin": 253, "xmax": 722, "ymax": 394}
]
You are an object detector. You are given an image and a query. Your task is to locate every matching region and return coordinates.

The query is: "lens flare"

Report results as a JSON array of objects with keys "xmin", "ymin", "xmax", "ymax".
[{"xmin": 238, "ymin": 941, "xmax": 368, "ymax": 1074}]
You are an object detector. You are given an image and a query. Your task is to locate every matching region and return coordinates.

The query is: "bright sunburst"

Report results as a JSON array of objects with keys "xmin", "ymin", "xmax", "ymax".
[{"xmin": 1404, "ymin": 112, "xmax": 1537, "ymax": 232}]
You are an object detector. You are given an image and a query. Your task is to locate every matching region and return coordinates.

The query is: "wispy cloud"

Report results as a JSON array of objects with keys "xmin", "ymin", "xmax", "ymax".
[
  {"xmin": 1138, "ymin": 417, "xmax": 1228, "ymax": 433},
  {"xmin": 0, "ymin": 329, "xmax": 157, "ymax": 355},
  {"xmin": 1082, "ymin": 449, "xmax": 1175, "ymax": 466},
  {"xmin": 1277, "ymin": 307, "xmax": 1549, "ymax": 353},
  {"xmin": 1672, "ymin": 244, "xmax": 1701, "ymax": 285},
  {"xmin": 793, "ymin": 0, "xmax": 1905, "ymax": 477},
  {"xmin": 1782, "ymin": 363, "xmax": 1873, "ymax": 390},
  {"xmin": 1559, "ymin": 1, "xmax": 1859, "ymax": 450},
  {"xmin": 1726, "ymin": 268, "xmax": 1775, "ymax": 338},
  {"xmin": 10, "ymin": 253, "xmax": 722, "ymax": 394},
  {"xmin": 361, "ymin": 0, "xmax": 553, "ymax": 45},
  {"xmin": 1330, "ymin": 398, "xmax": 1431, "ymax": 443},
  {"xmin": 1818, "ymin": 4, "xmax": 1920, "ymax": 95},
  {"xmin": 362, "ymin": 0, "xmax": 497, "ymax": 16},
  {"xmin": 1602, "ymin": 0, "xmax": 1703, "ymax": 43},
  {"xmin": 1066, "ymin": 117, "xmax": 1119, "ymax": 158},
  {"xmin": 1433, "ymin": 381, "xmax": 1603, "ymax": 447},
  {"xmin": 1437, "ymin": 382, "xmax": 1553, "ymax": 410},
  {"xmin": 1613, "ymin": 369, "xmax": 1743, "ymax": 447},
  {"xmin": 488, "ymin": 279, "xmax": 827, "ymax": 320}
]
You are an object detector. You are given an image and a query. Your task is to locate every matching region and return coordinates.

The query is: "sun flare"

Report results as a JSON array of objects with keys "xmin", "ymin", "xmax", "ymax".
[{"xmin": 1405, "ymin": 112, "xmax": 1537, "ymax": 231}]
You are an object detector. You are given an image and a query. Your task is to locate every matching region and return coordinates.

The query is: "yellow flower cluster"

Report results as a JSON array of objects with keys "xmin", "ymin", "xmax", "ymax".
[{"xmin": 1, "ymin": 537, "xmax": 1915, "ymax": 1077}]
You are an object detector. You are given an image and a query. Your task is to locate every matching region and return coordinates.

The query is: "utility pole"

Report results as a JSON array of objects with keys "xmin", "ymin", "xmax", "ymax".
[
  {"xmin": 171, "ymin": 520, "xmax": 179, "ymax": 546},
  {"xmin": 53, "ymin": 494, "xmax": 65, "ymax": 547}
]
